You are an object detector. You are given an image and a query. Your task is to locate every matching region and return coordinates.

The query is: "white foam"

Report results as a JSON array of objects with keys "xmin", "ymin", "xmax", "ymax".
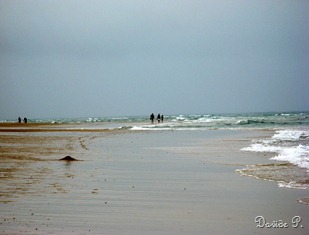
[
  {"xmin": 242, "ymin": 129, "xmax": 309, "ymax": 171},
  {"xmin": 278, "ymin": 181, "xmax": 309, "ymax": 190},
  {"xmin": 242, "ymin": 144, "xmax": 309, "ymax": 172},
  {"xmin": 241, "ymin": 144, "xmax": 282, "ymax": 153},
  {"xmin": 271, "ymin": 145, "xmax": 309, "ymax": 170},
  {"xmin": 236, "ymin": 120, "xmax": 248, "ymax": 125},
  {"xmin": 194, "ymin": 117, "xmax": 213, "ymax": 123},
  {"xmin": 130, "ymin": 125, "xmax": 154, "ymax": 130},
  {"xmin": 242, "ymin": 143, "xmax": 309, "ymax": 170},
  {"xmin": 272, "ymin": 130, "xmax": 309, "ymax": 141}
]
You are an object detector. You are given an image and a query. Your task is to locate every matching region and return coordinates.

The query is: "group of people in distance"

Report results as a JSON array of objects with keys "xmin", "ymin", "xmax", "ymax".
[
  {"xmin": 18, "ymin": 117, "xmax": 28, "ymax": 123},
  {"xmin": 150, "ymin": 113, "xmax": 164, "ymax": 124}
]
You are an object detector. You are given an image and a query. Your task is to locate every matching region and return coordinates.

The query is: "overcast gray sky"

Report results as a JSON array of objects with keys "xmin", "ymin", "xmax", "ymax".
[{"xmin": 1, "ymin": 0, "xmax": 308, "ymax": 119}]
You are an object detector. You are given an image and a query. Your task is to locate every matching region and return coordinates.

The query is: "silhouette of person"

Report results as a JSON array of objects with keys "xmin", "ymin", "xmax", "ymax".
[
  {"xmin": 161, "ymin": 115, "xmax": 164, "ymax": 123},
  {"xmin": 157, "ymin": 114, "xmax": 161, "ymax": 123},
  {"xmin": 18, "ymin": 117, "xmax": 21, "ymax": 123},
  {"xmin": 150, "ymin": 113, "xmax": 155, "ymax": 124},
  {"xmin": 23, "ymin": 117, "xmax": 27, "ymax": 123}
]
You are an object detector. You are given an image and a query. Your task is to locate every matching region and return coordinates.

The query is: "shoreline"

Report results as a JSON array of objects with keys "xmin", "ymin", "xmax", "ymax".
[
  {"xmin": 0, "ymin": 123, "xmax": 125, "ymax": 133},
  {"xmin": 1, "ymin": 128, "xmax": 308, "ymax": 234}
]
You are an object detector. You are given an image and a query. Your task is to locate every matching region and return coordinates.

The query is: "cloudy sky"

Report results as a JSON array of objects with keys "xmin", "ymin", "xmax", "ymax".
[{"xmin": 1, "ymin": 0, "xmax": 308, "ymax": 119}]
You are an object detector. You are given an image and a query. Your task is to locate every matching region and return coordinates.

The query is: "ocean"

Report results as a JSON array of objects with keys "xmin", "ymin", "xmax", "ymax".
[
  {"xmin": 1, "ymin": 111, "xmax": 309, "ymax": 190},
  {"xmin": 3, "ymin": 111, "xmax": 308, "ymax": 130}
]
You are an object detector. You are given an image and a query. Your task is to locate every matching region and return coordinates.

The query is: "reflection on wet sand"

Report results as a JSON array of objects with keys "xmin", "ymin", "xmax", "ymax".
[{"xmin": 0, "ymin": 133, "xmax": 82, "ymax": 203}]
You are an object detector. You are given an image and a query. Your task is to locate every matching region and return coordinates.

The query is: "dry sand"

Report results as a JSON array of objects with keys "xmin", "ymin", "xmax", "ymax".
[{"xmin": 0, "ymin": 124, "xmax": 308, "ymax": 234}]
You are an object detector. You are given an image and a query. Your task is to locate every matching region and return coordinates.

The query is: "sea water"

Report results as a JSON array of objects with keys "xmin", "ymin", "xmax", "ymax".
[
  {"xmin": 2, "ymin": 111, "xmax": 309, "ymax": 189},
  {"xmin": 2, "ymin": 111, "xmax": 308, "ymax": 130},
  {"xmin": 130, "ymin": 112, "xmax": 309, "ymax": 130},
  {"xmin": 240, "ymin": 129, "xmax": 309, "ymax": 190}
]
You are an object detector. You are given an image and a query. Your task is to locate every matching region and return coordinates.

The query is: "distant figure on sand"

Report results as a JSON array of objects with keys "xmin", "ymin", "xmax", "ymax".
[
  {"xmin": 23, "ymin": 117, "xmax": 27, "ymax": 123},
  {"xmin": 150, "ymin": 113, "xmax": 154, "ymax": 124},
  {"xmin": 18, "ymin": 117, "xmax": 21, "ymax": 123},
  {"xmin": 161, "ymin": 115, "xmax": 164, "ymax": 123},
  {"xmin": 157, "ymin": 114, "xmax": 161, "ymax": 123}
]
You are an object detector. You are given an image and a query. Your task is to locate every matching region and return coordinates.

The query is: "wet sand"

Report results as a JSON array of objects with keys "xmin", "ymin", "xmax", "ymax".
[{"xmin": 0, "ymin": 125, "xmax": 308, "ymax": 234}]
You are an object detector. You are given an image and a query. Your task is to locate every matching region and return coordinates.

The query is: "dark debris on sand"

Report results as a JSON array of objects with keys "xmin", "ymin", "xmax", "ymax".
[{"xmin": 59, "ymin": 156, "xmax": 78, "ymax": 161}]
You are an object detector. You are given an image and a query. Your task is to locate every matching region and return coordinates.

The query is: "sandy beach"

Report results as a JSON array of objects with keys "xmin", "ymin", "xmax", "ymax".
[{"xmin": 0, "ymin": 124, "xmax": 308, "ymax": 235}]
